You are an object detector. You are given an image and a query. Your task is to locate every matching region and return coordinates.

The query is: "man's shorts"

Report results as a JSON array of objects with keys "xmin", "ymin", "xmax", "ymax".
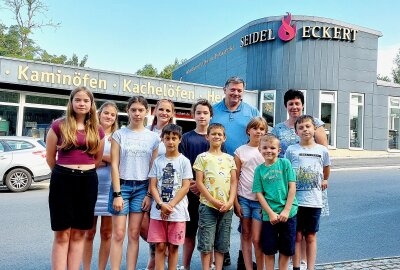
[
  {"xmin": 262, "ymin": 216, "xmax": 297, "ymax": 256},
  {"xmin": 197, "ymin": 203, "xmax": 233, "ymax": 254},
  {"xmin": 296, "ymin": 206, "xmax": 321, "ymax": 234},
  {"xmin": 238, "ymin": 195, "xmax": 262, "ymax": 221},
  {"xmin": 108, "ymin": 179, "xmax": 149, "ymax": 215},
  {"xmin": 147, "ymin": 219, "xmax": 186, "ymax": 245}
]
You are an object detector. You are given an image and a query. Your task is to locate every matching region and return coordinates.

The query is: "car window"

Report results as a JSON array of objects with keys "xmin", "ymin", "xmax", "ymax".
[
  {"xmin": 0, "ymin": 142, "xmax": 4, "ymax": 153},
  {"xmin": 4, "ymin": 140, "xmax": 34, "ymax": 151}
]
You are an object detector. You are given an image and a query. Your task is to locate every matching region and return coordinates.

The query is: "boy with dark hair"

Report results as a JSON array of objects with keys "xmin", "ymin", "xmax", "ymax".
[
  {"xmin": 193, "ymin": 123, "xmax": 237, "ymax": 270},
  {"xmin": 285, "ymin": 115, "xmax": 331, "ymax": 270},
  {"xmin": 148, "ymin": 123, "xmax": 193, "ymax": 270},
  {"xmin": 178, "ymin": 99, "xmax": 214, "ymax": 270}
]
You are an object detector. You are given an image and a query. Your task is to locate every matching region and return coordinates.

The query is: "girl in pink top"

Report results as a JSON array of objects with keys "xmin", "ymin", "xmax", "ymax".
[
  {"xmin": 234, "ymin": 117, "xmax": 267, "ymax": 270},
  {"xmin": 46, "ymin": 87, "xmax": 105, "ymax": 270}
]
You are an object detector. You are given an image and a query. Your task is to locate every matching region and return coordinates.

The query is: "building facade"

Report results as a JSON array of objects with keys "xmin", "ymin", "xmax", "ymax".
[
  {"xmin": 173, "ymin": 14, "xmax": 400, "ymax": 151},
  {"xmin": 0, "ymin": 56, "xmax": 258, "ymax": 140}
]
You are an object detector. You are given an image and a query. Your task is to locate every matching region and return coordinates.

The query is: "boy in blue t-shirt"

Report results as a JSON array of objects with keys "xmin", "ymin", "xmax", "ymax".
[{"xmin": 285, "ymin": 115, "xmax": 331, "ymax": 270}]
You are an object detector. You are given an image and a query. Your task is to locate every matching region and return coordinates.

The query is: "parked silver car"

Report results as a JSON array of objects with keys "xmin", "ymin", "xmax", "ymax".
[{"xmin": 0, "ymin": 136, "xmax": 51, "ymax": 192}]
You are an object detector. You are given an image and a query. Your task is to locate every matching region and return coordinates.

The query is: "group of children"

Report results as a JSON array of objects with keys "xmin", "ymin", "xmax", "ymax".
[
  {"xmin": 47, "ymin": 86, "xmax": 330, "ymax": 270},
  {"xmin": 143, "ymin": 99, "xmax": 330, "ymax": 270}
]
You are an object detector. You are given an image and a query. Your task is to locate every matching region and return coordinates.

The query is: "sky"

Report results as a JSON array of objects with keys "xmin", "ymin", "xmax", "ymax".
[{"xmin": 1, "ymin": 0, "xmax": 399, "ymax": 79}]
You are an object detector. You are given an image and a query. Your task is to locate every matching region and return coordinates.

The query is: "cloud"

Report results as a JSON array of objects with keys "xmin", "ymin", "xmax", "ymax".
[{"xmin": 377, "ymin": 44, "xmax": 400, "ymax": 78}]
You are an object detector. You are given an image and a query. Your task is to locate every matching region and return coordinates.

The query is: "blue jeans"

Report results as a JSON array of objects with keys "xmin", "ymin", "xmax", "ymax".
[
  {"xmin": 108, "ymin": 179, "xmax": 149, "ymax": 215},
  {"xmin": 238, "ymin": 195, "xmax": 262, "ymax": 221}
]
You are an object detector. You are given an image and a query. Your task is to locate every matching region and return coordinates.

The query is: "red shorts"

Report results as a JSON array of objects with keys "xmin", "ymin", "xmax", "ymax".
[{"xmin": 147, "ymin": 219, "xmax": 186, "ymax": 245}]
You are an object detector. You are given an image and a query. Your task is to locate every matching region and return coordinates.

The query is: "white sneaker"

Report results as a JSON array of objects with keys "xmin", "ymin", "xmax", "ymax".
[
  {"xmin": 288, "ymin": 260, "xmax": 293, "ymax": 270},
  {"xmin": 300, "ymin": 260, "xmax": 307, "ymax": 270},
  {"xmin": 209, "ymin": 263, "xmax": 216, "ymax": 270}
]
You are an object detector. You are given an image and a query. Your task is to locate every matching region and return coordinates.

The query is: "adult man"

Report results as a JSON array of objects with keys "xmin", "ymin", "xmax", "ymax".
[
  {"xmin": 211, "ymin": 76, "xmax": 260, "ymax": 269},
  {"xmin": 211, "ymin": 76, "xmax": 260, "ymax": 155}
]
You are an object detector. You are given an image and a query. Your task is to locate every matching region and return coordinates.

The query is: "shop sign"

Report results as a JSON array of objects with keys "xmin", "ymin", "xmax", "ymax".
[
  {"xmin": 302, "ymin": 26, "xmax": 357, "ymax": 41},
  {"xmin": 0, "ymin": 58, "xmax": 230, "ymax": 104},
  {"xmin": 278, "ymin": 13, "xmax": 296, "ymax": 41},
  {"xmin": 240, "ymin": 12, "xmax": 357, "ymax": 47}
]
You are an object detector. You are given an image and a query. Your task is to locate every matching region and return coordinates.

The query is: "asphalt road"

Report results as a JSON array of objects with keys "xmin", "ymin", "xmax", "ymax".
[{"xmin": 0, "ymin": 163, "xmax": 399, "ymax": 269}]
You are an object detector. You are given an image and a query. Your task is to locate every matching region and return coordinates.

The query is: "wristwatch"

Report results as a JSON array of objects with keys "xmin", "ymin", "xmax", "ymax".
[
  {"xmin": 112, "ymin": 191, "xmax": 122, "ymax": 198},
  {"xmin": 156, "ymin": 202, "xmax": 164, "ymax": 210}
]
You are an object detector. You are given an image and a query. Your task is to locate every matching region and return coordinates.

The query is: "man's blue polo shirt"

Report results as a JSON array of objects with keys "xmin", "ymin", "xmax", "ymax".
[{"xmin": 211, "ymin": 99, "xmax": 260, "ymax": 155}]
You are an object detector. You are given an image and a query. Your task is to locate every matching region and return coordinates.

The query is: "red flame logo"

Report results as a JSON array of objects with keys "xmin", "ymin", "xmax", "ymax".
[{"xmin": 278, "ymin": 12, "xmax": 296, "ymax": 41}]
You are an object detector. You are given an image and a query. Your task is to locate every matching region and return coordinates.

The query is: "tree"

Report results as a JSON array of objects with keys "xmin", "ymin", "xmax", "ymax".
[
  {"xmin": 1, "ymin": 0, "xmax": 88, "ymax": 66},
  {"xmin": 3, "ymin": 0, "xmax": 60, "ymax": 57},
  {"xmin": 159, "ymin": 58, "xmax": 186, "ymax": 79},
  {"xmin": 393, "ymin": 48, "xmax": 400, "ymax": 84},
  {"xmin": 135, "ymin": 58, "xmax": 186, "ymax": 79},
  {"xmin": 64, "ymin": 53, "xmax": 88, "ymax": 67},
  {"xmin": 377, "ymin": 74, "xmax": 391, "ymax": 82},
  {"xmin": 136, "ymin": 64, "xmax": 158, "ymax": 77}
]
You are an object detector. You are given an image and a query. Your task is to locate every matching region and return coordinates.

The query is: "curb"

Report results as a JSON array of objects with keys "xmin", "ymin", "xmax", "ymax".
[
  {"xmin": 316, "ymin": 255, "xmax": 400, "ymax": 266},
  {"xmin": 330, "ymin": 154, "xmax": 400, "ymax": 160},
  {"xmin": 331, "ymin": 165, "xmax": 400, "ymax": 171}
]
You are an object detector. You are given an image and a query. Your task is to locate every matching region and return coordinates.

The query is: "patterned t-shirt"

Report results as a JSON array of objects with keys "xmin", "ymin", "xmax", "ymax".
[
  {"xmin": 193, "ymin": 152, "xmax": 236, "ymax": 210},
  {"xmin": 148, "ymin": 154, "xmax": 193, "ymax": 221},
  {"xmin": 285, "ymin": 144, "xmax": 331, "ymax": 208}
]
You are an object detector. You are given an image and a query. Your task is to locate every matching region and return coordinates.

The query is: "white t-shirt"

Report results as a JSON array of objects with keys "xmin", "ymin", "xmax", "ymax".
[
  {"xmin": 112, "ymin": 127, "xmax": 160, "ymax": 180},
  {"xmin": 234, "ymin": 144, "xmax": 264, "ymax": 201},
  {"xmin": 285, "ymin": 144, "xmax": 331, "ymax": 208},
  {"xmin": 148, "ymin": 154, "xmax": 193, "ymax": 221}
]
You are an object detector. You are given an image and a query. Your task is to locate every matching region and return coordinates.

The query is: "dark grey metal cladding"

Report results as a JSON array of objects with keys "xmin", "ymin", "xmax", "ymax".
[
  {"xmin": 172, "ymin": 15, "xmax": 400, "ymax": 151},
  {"xmin": 174, "ymin": 16, "xmax": 380, "ymax": 92}
]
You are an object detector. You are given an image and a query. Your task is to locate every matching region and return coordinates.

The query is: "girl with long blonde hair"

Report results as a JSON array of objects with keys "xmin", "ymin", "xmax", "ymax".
[
  {"xmin": 83, "ymin": 101, "xmax": 119, "ymax": 270},
  {"xmin": 46, "ymin": 87, "xmax": 105, "ymax": 270}
]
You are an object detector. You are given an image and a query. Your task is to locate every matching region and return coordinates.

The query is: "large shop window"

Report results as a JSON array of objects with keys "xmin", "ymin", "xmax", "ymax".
[
  {"xmin": 388, "ymin": 97, "xmax": 400, "ymax": 150},
  {"xmin": 0, "ymin": 90, "xmax": 19, "ymax": 136},
  {"xmin": 0, "ymin": 105, "xmax": 18, "ymax": 136},
  {"xmin": 22, "ymin": 107, "xmax": 65, "ymax": 140},
  {"xmin": 320, "ymin": 91, "xmax": 337, "ymax": 147},
  {"xmin": 259, "ymin": 90, "xmax": 275, "ymax": 131},
  {"xmin": 349, "ymin": 93, "xmax": 364, "ymax": 149}
]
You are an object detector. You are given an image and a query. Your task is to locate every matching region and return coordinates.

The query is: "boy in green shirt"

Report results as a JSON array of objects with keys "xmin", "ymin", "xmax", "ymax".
[{"xmin": 252, "ymin": 134, "xmax": 298, "ymax": 270}]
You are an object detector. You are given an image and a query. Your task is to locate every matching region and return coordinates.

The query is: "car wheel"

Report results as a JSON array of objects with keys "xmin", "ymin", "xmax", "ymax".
[{"xmin": 5, "ymin": 168, "xmax": 32, "ymax": 192}]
